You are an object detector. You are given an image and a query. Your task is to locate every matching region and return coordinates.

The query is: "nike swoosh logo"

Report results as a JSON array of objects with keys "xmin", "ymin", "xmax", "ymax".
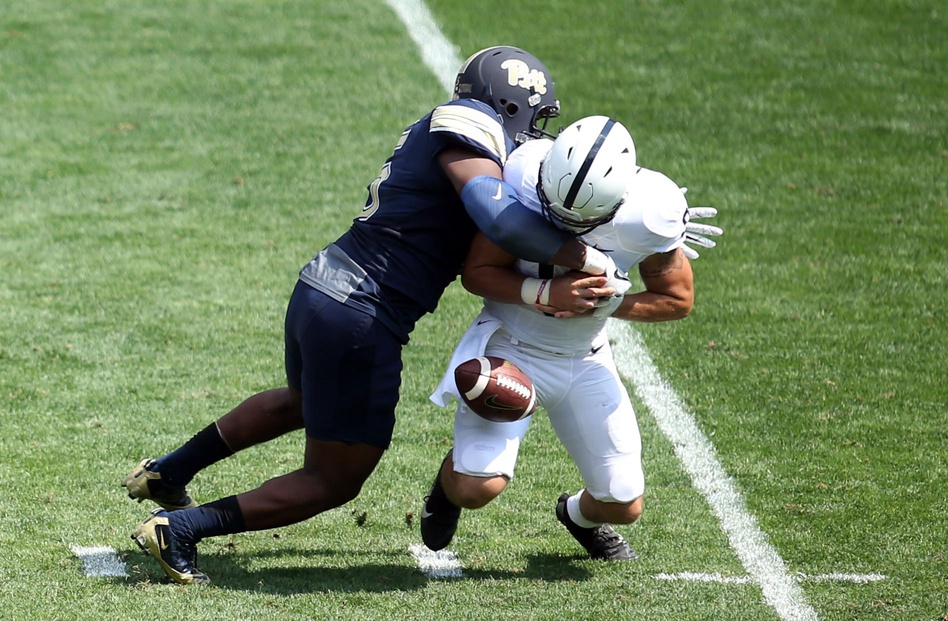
[
  {"xmin": 477, "ymin": 319, "xmax": 491, "ymax": 325},
  {"xmin": 492, "ymin": 184, "xmax": 503, "ymax": 200},
  {"xmin": 420, "ymin": 508, "xmax": 434, "ymax": 519},
  {"xmin": 591, "ymin": 344, "xmax": 604, "ymax": 354},
  {"xmin": 484, "ymin": 395, "xmax": 521, "ymax": 411}
]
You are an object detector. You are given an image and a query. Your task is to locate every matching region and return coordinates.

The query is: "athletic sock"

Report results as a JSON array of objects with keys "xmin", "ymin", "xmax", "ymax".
[
  {"xmin": 154, "ymin": 423, "xmax": 234, "ymax": 486},
  {"xmin": 566, "ymin": 491, "xmax": 602, "ymax": 529},
  {"xmin": 169, "ymin": 495, "xmax": 246, "ymax": 541}
]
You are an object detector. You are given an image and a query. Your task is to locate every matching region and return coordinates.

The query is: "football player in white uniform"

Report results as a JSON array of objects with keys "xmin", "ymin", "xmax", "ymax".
[{"xmin": 421, "ymin": 115, "xmax": 721, "ymax": 559}]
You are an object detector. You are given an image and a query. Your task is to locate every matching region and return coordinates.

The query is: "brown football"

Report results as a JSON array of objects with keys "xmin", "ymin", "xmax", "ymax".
[{"xmin": 454, "ymin": 356, "xmax": 536, "ymax": 422}]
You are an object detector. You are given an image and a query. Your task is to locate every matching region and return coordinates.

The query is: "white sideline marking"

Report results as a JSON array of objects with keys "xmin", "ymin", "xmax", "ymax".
[
  {"xmin": 381, "ymin": 0, "xmax": 461, "ymax": 95},
  {"xmin": 409, "ymin": 544, "xmax": 464, "ymax": 579},
  {"xmin": 611, "ymin": 324, "xmax": 819, "ymax": 621},
  {"xmin": 655, "ymin": 572, "xmax": 887, "ymax": 585},
  {"xmin": 71, "ymin": 545, "xmax": 128, "ymax": 578}
]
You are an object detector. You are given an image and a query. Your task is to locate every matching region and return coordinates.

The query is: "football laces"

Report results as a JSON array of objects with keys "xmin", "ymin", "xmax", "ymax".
[{"xmin": 496, "ymin": 375, "xmax": 531, "ymax": 400}]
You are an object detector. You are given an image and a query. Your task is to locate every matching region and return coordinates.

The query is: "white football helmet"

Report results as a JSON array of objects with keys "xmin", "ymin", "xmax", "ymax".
[{"xmin": 538, "ymin": 115, "xmax": 636, "ymax": 235}]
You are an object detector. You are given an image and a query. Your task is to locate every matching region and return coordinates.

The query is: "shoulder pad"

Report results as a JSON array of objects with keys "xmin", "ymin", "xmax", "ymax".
[
  {"xmin": 431, "ymin": 99, "xmax": 509, "ymax": 165},
  {"xmin": 610, "ymin": 167, "xmax": 688, "ymax": 254}
]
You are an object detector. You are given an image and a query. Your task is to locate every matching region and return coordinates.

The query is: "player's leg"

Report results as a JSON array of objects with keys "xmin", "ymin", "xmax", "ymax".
[
  {"xmin": 421, "ymin": 405, "xmax": 530, "ymax": 551},
  {"xmin": 421, "ymin": 332, "xmax": 541, "ymax": 551},
  {"xmin": 571, "ymin": 488, "xmax": 642, "ymax": 525},
  {"xmin": 236, "ymin": 437, "xmax": 384, "ymax": 528},
  {"xmin": 132, "ymin": 436, "xmax": 387, "ymax": 584},
  {"xmin": 440, "ymin": 449, "xmax": 510, "ymax": 509},
  {"xmin": 243, "ymin": 280, "xmax": 401, "ymax": 525},
  {"xmin": 547, "ymin": 345, "xmax": 643, "ymax": 560},
  {"xmin": 124, "ymin": 388, "xmax": 304, "ymax": 510},
  {"xmin": 124, "ymin": 285, "xmax": 311, "ymax": 511},
  {"xmin": 133, "ymin": 284, "xmax": 401, "ymax": 583}
]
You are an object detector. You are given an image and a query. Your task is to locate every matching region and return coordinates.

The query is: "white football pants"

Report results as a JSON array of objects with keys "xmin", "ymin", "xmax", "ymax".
[{"xmin": 449, "ymin": 324, "xmax": 645, "ymax": 504}]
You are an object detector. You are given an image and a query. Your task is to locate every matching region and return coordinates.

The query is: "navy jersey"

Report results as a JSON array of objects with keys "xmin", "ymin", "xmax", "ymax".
[{"xmin": 299, "ymin": 98, "xmax": 514, "ymax": 341}]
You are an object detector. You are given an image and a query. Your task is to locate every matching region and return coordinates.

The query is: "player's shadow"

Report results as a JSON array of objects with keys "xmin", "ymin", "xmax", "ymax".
[{"xmin": 125, "ymin": 546, "xmax": 593, "ymax": 593}]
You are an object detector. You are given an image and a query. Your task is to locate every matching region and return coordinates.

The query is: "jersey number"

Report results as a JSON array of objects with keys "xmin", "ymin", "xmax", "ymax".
[{"xmin": 360, "ymin": 162, "xmax": 391, "ymax": 221}]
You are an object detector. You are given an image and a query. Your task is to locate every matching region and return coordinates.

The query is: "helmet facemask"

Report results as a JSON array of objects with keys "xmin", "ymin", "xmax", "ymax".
[{"xmin": 537, "ymin": 167, "xmax": 624, "ymax": 236}]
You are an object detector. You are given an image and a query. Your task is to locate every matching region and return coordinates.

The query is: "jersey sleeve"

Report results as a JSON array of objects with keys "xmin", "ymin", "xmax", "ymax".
[
  {"xmin": 429, "ymin": 99, "xmax": 511, "ymax": 167},
  {"xmin": 610, "ymin": 167, "xmax": 689, "ymax": 255}
]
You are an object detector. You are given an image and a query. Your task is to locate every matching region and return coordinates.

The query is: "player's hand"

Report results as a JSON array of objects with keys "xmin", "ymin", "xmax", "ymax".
[
  {"xmin": 535, "ymin": 272, "xmax": 611, "ymax": 315},
  {"xmin": 683, "ymin": 207, "xmax": 722, "ymax": 259},
  {"xmin": 592, "ymin": 267, "xmax": 632, "ymax": 317},
  {"xmin": 679, "ymin": 188, "xmax": 723, "ymax": 260},
  {"xmin": 600, "ymin": 266, "xmax": 632, "ymax": 298}
]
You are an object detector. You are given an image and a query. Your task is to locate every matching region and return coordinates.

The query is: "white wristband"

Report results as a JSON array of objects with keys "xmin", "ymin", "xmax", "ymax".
[{"xmin": 520, "ymin": 277, "xmax": 551, "ymax": 306}]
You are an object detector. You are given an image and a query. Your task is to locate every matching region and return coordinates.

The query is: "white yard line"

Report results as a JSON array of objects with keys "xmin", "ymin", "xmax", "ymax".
[
  {"xmin": 71, "ymin": 545, "xmax": 128, "ymax": 578},
  {"xmin": 409, "ymin": 544, "xmax": 464, "ymax": 579},
  {"xmin": 796, "ymin": 573, "xmax": 886, "ymax": 584},
  {"xmin": 611, "ymin": 324, "xmax": 819, "ymax": 621},
  {"xmin": 655, "ymin": 572, "xmax": 753, "ymax": 584}
]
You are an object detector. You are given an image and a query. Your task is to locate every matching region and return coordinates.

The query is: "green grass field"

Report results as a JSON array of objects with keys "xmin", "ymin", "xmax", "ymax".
[{"xmin": 1, "ymin": 1, "xmax": 945, "ymax": 619}]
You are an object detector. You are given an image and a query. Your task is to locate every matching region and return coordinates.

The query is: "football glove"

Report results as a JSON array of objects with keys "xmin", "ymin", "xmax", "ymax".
[
  {"xmin": 679, "ymin": 187, "xmax": 722, "ymax": 260},
  {"xmin": 581, "ymin": 245, "xmax": 617, "ymax": 276},
  {"xmin": 683, "ymin": 207, "xmax": 722, "ymax": 259},
  {"xmin": 592, "ymin": 267, "xmax": 632, "ymax": 317}
]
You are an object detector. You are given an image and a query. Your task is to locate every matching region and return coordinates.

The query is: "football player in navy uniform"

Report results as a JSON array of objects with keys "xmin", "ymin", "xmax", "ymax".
[{"xmin": 125, "ymin": 46, "xmax": 623, "ymax": 584}]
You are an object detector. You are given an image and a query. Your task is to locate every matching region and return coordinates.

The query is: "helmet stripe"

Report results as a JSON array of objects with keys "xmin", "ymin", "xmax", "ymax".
[{"xmin": 563, "ymin": 118, "xmax": 616, "ymax": 210}]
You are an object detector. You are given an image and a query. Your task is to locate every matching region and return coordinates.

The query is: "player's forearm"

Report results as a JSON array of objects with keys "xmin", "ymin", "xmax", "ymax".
[
  {"xmin": 461, "ymin": 266, "xmax": 527, "ymax": 304},
  {"xmin": 610, "ymin": 248, "xmax": 694, "ymax": 321},
  {"xmin": 611, "ymin": 290, "xmax": 693, "ymax": 322}
]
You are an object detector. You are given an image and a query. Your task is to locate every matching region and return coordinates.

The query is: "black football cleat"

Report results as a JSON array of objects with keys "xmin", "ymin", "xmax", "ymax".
[
  {"xmin": 124, "ymin": 458, "xmax": 197, "ymax": 511},
  {"xmin": 132, "ymin": 509, "xmax": 209, "ymax": 584},
  {"xmin": 555, "ymin": 493, "xmax": 637, "ymax": 561},
  {"xmin": 420, "ymin": 462, "xmax": 462, "ymax": 551}
]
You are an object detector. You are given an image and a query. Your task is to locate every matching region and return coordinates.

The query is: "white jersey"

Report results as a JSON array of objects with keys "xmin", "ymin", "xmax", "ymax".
[{"xmin": 488, "ymin": 138, "xmax": 689, "ymax": 355}]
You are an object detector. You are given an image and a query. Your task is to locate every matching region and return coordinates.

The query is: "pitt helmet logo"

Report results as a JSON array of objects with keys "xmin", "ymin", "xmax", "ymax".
[{"xmin": 500, "ymin": 59, "xmax": 548, "ymax": 98}]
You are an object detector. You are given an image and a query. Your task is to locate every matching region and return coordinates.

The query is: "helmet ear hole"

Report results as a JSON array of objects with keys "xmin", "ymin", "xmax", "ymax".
[{"xmin": 504, "ymin": 101, "xmax": 519, "ymax": 116}]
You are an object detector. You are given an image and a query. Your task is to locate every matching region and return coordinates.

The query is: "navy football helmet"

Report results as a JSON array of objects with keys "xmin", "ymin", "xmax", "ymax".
[{"xmin": 454, "ymin": 46, "xmax": 560, "ymax": 144}]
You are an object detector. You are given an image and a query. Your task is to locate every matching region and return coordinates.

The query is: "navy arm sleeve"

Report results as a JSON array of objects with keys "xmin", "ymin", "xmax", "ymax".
[{"xmin": 460, "ymin": 175, "xmax": 571, "ymax": 264}]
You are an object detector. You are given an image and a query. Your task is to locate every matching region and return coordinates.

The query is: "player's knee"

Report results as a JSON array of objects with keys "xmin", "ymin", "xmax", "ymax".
[
  {"xmin": 296, "ymin": 469, "xmax": 363, "ymax": 510},
  {"xmin": 616, "ymin": 496, "xmax": 643, "ymax": 524}
]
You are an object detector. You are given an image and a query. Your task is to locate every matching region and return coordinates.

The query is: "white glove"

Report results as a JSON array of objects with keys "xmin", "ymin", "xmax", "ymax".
[
  {"xmin": 680, "ymin": 187, "xmax": 723, "ymax": 260},
  {"xmin": 683, "ymin": 207, "xmax": 723, "ymax": 259},
  {"xmin": 592, "ymin": 267, "xmax": 632, "ymax": 317},
  {"xmin": 593, "ymin": 295, "xmax": 624, "ymax": 317},
  {"xmin": 580, "ymin": 245, "xmax": 617, "ymax": 276}
]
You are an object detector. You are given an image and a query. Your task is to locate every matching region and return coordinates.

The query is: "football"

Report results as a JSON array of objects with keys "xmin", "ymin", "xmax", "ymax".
[{"xmin": 454, "ymin": 356, "xmax": 537, "ymax": 422}]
